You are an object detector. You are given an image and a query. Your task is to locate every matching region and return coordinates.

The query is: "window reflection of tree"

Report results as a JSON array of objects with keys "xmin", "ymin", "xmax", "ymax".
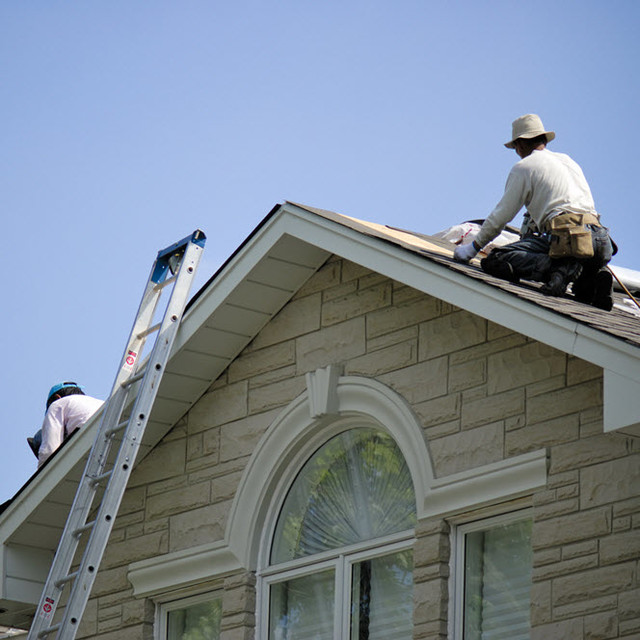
[
  {"xmin": 273, "ymin": 429, "xmax": 416, "ymax": 564},
  {"xmin": 269, "ymin": 429, "xmax": 416, "ymax": 639}
]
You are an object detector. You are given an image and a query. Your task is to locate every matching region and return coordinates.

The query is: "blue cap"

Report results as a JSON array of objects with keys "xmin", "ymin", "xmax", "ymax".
[{"xmin": 46, "ymin": 382, "xmax": 83, "ymax": 411}]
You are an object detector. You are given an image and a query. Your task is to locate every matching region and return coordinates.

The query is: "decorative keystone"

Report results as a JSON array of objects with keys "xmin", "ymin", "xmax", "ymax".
[{"xmin": 305, "ymin": 364, "xmax": 344, "ymax": 418}]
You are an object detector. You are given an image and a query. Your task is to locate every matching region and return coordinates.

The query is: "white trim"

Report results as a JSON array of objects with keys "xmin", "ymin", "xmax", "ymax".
[
  {"xmin": 424, "ymin": 449, "xmax": 547, "ymax": 520},
  {"xmin": 603, "ymin": 369, "xmax": 640, "ymax": 434},
  {"xmin": 228, "ymin": 374, "xmax": 432, "ymax": 571},
  {"xmin": 258, "ymin": 530, "xmax": 414, "ymax": 579},
  {"xmin": 305, "ymin": 364, "xmax": 342, "ymax": 418},
  {"xmin": 0, "ymin": 409, "xmax": 102, "ymax": 544},
  {"xmin": 128, "ymin": 541, "xmax": 240, "ymax": 598}
]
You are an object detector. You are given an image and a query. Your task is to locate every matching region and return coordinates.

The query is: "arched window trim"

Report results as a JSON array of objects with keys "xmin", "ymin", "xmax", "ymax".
[
  {"xmin": 225, "ymin": 371, "xmax": 432, "ymax": 571},
  {"xmin": 128, "ymin": 370, "xmax": 546, "ymax": 599}
]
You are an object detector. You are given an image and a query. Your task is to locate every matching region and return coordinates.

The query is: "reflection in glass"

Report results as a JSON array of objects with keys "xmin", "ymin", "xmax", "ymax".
[
  {"xmin": 167, "ymin": 598, "xmax": 222, "ymax": 640},
  {"xmin": 269, "ymin": 569, "xmax": 335, "ymax": 640},
  {"xmin": 351, "ymin": 550, "xmax": 413, "ymax": 639},
  {"xmin": 272, "ymin": 429, "xmax": 416, "ymax": 564}
]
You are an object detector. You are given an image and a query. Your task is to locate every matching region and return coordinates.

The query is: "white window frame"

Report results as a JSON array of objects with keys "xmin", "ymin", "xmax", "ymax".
[
  {"xmin": 259, "ymin": 534, "xmax": 414, "ymax": 639},
  {"xmin": 257, "ymin": 419, "xmax": 418, "ymax": 639},
  {"xmin": 155, "ymin": 589, "xmax": 223, "ymax": 640},
  {"xmin": 450, "ymin": 508, "xmax": 533, "ymax": 640}
]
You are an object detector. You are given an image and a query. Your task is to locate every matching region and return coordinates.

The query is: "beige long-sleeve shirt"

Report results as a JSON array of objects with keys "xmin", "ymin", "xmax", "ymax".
[{"xmin": 475, "ymin": 148, "xmax": 598, "ymax": 249}]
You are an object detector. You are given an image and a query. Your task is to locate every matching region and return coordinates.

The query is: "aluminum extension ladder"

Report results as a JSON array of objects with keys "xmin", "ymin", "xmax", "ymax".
[{"xmin": 28, "ymin": 230, "xmax": 206, "ymax": 640}]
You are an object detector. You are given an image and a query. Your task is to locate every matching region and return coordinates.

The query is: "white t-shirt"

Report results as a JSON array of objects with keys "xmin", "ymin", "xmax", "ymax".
[
  {"xmin": 38, "ymin": 395, "xmax": 104, "ymax": 467},
  {"xmin": 475, "ymin": 148, "xmax": 598, "ymax": 248}
]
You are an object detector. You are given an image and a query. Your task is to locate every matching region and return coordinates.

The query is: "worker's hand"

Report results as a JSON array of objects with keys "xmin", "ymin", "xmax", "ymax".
[{"xmin": 453, "ymin": 242, "xmax": 479, "ymax": 263}]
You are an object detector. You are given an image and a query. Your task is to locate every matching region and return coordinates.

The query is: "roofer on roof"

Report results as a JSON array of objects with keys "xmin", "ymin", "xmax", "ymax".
[
  {"xmin": 453, "ymin": 114, "xmax": 616, "ymax": 311},
  {"xmin": 33, "ymin": 382, "xmax": 103, "ymax": 468}
]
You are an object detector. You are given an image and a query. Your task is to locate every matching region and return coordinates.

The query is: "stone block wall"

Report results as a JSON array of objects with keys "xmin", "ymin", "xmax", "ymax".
[{"xmin": 78, "ymin": 256, "xmax": 639, "ymax": 639}]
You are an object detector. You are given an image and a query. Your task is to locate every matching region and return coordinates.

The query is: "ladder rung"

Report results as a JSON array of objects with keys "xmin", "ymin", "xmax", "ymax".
[
  {"xmin": 153, "ymin": 273, "xmax": 178, "ymax": 291},
  {"xmin": 122, "ymin": 370, "xmax": 145, "ymax": 388},
  {"xmin": 38, "ymin": 623, "xmax": 61, "ymax": 638},
  {"xmin": 105, "ymin": 420, "xmax": 129, "ymax": 437},
  {"xmin": 54, "ymin": 571, "xmax": 78, "ymax": 588},
  {"xmin": 90, "ymin": 470, "xmax": 113, "ymax": 487},
  {"xmin": 137, "ymin": 322, "xmax": 161, "ymax": 340},
  {"xmin": 72, "ymin": 520, "xmax": 96, "ymax": 538}
]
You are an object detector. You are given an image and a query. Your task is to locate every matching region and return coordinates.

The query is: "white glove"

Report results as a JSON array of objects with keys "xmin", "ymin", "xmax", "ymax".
[{"xmin": 453, "ymin": 242, "xmax": 479, "ymax": 263}]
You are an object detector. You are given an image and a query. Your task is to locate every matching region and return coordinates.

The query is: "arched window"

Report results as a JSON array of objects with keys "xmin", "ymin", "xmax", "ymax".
[{"xmin": 261, "ymin": 427, "xmax": 416, "ymax": 639}]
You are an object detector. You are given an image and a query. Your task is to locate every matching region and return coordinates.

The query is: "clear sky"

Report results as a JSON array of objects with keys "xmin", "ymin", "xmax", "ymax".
[{"xmin": 1, "ymin": 1, "xmax": 639, "ymax": 501}]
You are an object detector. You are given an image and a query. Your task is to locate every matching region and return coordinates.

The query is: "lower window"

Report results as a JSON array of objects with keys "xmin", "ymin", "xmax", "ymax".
[
  {"xmin": 267, "ymin": 546, "xmax": 413, "ymax": 639},
  {"xmin": 158, "ymin": 593, "xmax": 222, "ymax": 640},
  {"xmin": 454, "ymin": 512, "xmax": 532, "ymax": 640}
]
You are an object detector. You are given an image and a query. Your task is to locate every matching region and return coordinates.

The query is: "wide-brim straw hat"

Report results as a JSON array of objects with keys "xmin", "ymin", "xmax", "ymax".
[{"xmin": 504, "ymin": 114, "xmax": 555, "ymax": 148}]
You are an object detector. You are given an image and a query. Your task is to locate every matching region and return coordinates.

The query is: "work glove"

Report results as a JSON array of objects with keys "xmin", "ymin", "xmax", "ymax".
[{"xmin": 453, "ymin": 242, "xmax": 479, "ymax": 263}]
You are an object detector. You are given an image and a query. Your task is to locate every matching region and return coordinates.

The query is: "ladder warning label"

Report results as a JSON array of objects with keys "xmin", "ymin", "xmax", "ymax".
[
  {"xmin": 123, "ymin": 350, "xmax": 138, "ymax": 372},
  {"xmin": 40, "ymin": 596, "xmax": 55, "ymax": 621}
]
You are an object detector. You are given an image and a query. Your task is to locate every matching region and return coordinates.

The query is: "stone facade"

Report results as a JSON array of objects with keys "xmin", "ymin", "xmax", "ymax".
[{"xmin": 76, "ymin": 256, "xmax": 640, "ymax": 639}]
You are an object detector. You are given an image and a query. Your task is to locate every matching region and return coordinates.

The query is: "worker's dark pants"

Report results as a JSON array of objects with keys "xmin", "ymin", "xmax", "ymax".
[{"xmin": 481, "ymin": 226, "xmax": 614, "ymax": 287}]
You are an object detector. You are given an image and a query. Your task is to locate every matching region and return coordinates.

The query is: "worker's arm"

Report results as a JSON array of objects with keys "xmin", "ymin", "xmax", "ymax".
[
  {"xmin": 454, "ymin": 166, "xmax": 529, "ymax": 264},
  {"xmin": 38, "ymin": 404, "xmax": 66, "ymax": 467},
  {"xmin": 474, "ymin": 165, "xmax": 530, "ymax": 249}
]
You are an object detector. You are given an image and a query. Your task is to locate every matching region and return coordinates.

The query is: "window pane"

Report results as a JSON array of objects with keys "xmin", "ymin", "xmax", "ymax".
[
  {"xmin": 269, "ymin": 569, "xmax": 335, "ymax": 640},
  {"xmin": 167, "ymin": 598, "xmax": 222, "ymax": 640},
  {"xmin": 351, "ymin": 550, "xmax": 413, "ymax": 640},
  {"xmin": 464, "ymin": 519, "xmax": 532, "ymax": 640},
  {"xmin": 272, "ymin": 429, "xmax": 416, "ymax": 563}
]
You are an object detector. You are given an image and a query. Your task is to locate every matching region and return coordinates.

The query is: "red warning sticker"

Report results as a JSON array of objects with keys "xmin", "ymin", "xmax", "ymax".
[
  {"xmin": 123, "ymin": 349, "xmax": 138, "ymax": 372},
  {"xmin": 40, "ymin": 596, "xmax": 55, "ymax": 621}
]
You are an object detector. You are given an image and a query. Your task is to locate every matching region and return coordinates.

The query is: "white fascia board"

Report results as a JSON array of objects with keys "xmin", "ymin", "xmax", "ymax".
[
  {"xmin": 277, "ymin": 203, "xmax": 640, "ymax": 382},
  {"xmin": 0, "ymin": 411, "xmax": 101, "ymax": 544}
]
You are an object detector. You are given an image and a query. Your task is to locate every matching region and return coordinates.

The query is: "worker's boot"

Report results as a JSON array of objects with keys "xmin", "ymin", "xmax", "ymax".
[
  {"xmin": 540, "ymin": 271, "xmax": 569, "ymax": 296},
  {"xmin": 591, "ymin": 269, "xmax": 614, "ymax": 311},
  {"xmin": 572, "ymin": 268, "xmax": 613, "ymax": 311},
  {"xmin": 540, "ymin": 262, "xmax": 582, "ymax": 297},
  {"xmin": 572, "ymin": 273, "xmax": 596, "ymax": 304}
]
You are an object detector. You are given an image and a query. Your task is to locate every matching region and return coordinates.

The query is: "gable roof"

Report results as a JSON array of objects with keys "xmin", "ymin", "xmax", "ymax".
[{"xmin": 1, "ymin": 201, "xmax": 639, "ymax": 627}]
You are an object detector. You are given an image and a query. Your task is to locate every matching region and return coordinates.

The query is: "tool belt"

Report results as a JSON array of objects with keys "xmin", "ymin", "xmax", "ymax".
[{"xmin": 546, "ymin": 212, "xmax": 601, "ymax": 259}]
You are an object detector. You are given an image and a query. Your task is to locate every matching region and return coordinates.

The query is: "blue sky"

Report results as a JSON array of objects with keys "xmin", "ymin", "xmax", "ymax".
[{"xmin": 1, "ymin": 1, "xmax": 639, "ymax": 501}]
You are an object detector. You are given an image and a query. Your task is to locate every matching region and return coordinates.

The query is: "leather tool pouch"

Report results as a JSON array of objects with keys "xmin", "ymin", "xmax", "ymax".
[{"xmin": 548, "ymin": 212, "xmax": 595, "ymax": 259}]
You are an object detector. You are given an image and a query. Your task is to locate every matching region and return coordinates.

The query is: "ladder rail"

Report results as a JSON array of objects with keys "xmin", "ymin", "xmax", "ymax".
[
  {"xmin": 27, "ymin": 230, "xmax": 205, "ymax": 640},
  {"xmin": 57, "ymin": 247, "xmax": 201, "ymax": 633}
]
